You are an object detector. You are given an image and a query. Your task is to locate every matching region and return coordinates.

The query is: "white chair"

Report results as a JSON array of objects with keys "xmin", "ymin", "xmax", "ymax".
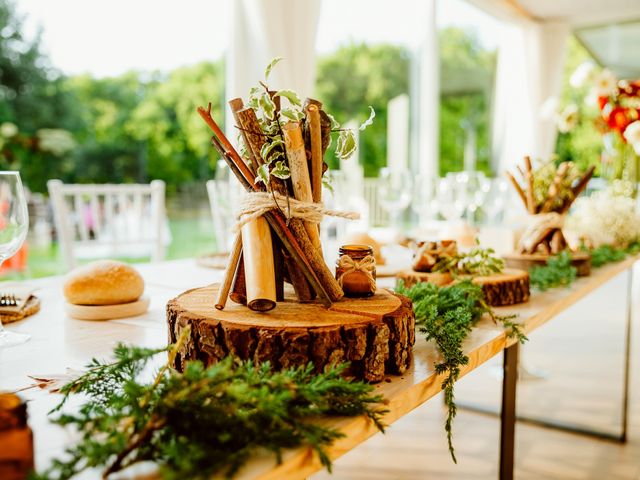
[
  {"xmin": 47, "ymin": 179, "xmax": 167, "ymax": 270},
  {"xmin": 206, "ymin": 179, "xmax": 243, "ymax": 252}
]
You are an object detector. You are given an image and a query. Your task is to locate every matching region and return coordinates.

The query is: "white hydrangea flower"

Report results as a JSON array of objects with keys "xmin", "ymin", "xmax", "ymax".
[
  {"xmin": 567, "ymin": 189, "xmax": 640, "ymax": 248},
  {"xmin": 591, "ymin": 69, "xmax": 618, "ymax": 97},
  {"xmin": 623, "ymin": 121, "xmax": 640, "ymax": 155},
  {"xmin": 0, "ymin": 122, "xmax": 18, "ymax": 138},
  {"xmin": 570, "ymin": 61, "xmax": 596, "ymax": 88},
  {"xmin": 557, "ymin": 104, "xmax": 579, "ymax": 133}
]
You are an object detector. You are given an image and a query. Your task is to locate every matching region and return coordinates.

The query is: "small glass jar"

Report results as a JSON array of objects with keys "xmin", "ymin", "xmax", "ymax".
[{"xmin": 336, "ymin": 244, "xmax": 377, "ymax": 297}]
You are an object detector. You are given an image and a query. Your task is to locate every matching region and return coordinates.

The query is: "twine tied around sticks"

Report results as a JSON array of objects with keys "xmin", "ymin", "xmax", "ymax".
[
  {"xmin": 233, "ymin": 191, "xmax": 360, "ymax": 232},
  {"xmin": 335, "ymin": 254, "xmax": 376, "ymax": 289},
  {"xmin": 517, "ymin": 212, "xmax": 566, "ymax": 253}
]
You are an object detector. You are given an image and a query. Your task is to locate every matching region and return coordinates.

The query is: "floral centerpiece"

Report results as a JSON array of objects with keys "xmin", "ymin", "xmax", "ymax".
[{"xmin": 561, "ymin": 64, "xmax": 640, "ymax": 194}]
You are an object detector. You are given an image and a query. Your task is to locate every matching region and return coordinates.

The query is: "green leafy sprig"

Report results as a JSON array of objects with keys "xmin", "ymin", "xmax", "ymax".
[
  {"xmin": 35, "ymin": 329, "xmax": 386, "ymax": 480},
  {"xmin": 246, "ymin": 57, "xmax": 374, "ymax": 188},
  {"xmin": 433, "ymin": 244, "xmax": 505, "ymax": 277},
  {"xmin": 529, "ymin": 251, "xmax": 577, "ymax": 291},
  {"xmin": 396, "ymin": 280, "xmax": 525, "ymax": 463}
]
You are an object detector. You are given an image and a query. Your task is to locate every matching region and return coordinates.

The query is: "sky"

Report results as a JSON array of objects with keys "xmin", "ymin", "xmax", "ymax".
[{"xmin": 16, "ymin": 0, "xmax": 503, "ymax": 78}]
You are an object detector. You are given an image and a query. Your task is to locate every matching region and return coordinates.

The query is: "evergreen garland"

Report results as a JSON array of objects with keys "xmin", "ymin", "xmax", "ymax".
[
  {"xmin": 529, "ymin": 251, "xmax": 577, "ymax": 291},
  {"xmin": 34, "ymin": 329, "xmax": 386, "ymax": 480},
  {"xmin": 396, "ymin": 280, "xmax": 526, "ymax": 463}
]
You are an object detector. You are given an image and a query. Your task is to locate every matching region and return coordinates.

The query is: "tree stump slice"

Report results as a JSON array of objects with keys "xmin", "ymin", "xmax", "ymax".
[
  {"xmin": 397, "ymin": 268, "xmax": 530, "ymax": 306},
  {"xmin": 166, "ymin": 284, "xmax": 415, "ymax": 383},
  {"xmin": 469, "ymin": 268, "xmax": 530, "ymax": 306},
  {"xmin": 503, "ymin": 251, "xmax": 591, "ymax": 276},
  {"xmin": 396, "ymin": 271, "xmax": 453, "ymax": 288}
]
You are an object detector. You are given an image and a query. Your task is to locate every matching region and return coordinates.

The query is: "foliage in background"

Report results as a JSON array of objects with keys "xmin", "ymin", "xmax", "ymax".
[
  {"xmin": 36, "ymin": 330, "xmax": 386, "ymax": 480},
  {"xmin": 555, "ymin": 37, "xmax": 603, "ymax": 173},
  {"xmin": 432, "ymin": 243, "xmax": 504, "ymax": 276},
  {"xmin": 396, "ymin": 280, "xmax": 525, "ymax": 463},
  {"xmin": 528, "ymin": 252, "xmax": 577, "ymax": 291},
  {"xmin": 438, "ymin": 28, "xmax": 495, "ymax": 175}
]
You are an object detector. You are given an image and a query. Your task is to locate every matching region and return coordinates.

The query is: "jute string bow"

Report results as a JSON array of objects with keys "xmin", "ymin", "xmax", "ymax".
[
  {"xmin": 234, "ymin": 191, "xmax": 360, "ymax": 232},
  {"xmin": 517, "ymin": 212, "xmax": 565, "ymax": 253},
  {"xmin": 335, "ymin": 254, "xmax": 376, "ymax": 290}
]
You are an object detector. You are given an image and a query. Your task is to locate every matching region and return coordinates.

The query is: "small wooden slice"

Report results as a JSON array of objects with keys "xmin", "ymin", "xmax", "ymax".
[
  {"xmin": 503, "ymin": 251, "xmax": 591, "ymax": 276},
  {"xmin": 0, "ymin": 296, "xmax": 41, "ymax": 325},
  {"xmin": 396, "ymin": 271, "xmax": 453, "ymax": 288},
  {"xmin": 469, "ymin": 268, "xmax": 530, "ymax": 306},
  {"xmin": 167, "ymin": 284, "xmax": 415, "ymax": 383},
  {"xmin": 65, "ymin": 296, "xmax": 150, "ymax": 321},
  {"xmin": 397, "ymin": 268, "xmax": 530, "ymax": 306}
]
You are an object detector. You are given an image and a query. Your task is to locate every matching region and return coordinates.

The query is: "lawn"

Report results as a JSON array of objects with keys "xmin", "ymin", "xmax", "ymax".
[{"xmin": 2, "ymin": 208, "xmax": 219, "ymax": 280}]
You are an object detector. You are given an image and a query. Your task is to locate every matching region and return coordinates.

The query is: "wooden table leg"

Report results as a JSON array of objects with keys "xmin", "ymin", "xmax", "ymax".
[
  {"xmin": 500, "ymin": 342, "xmax": 519, "ymax": 480},
  {"xmin": 621, "ymin": 268, "xmax": 634, "ymax": 442}
]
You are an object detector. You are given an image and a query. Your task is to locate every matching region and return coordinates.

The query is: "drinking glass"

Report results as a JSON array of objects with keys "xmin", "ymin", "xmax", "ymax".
[
  {"xmin": 411, "ymin": 174, "xmax": 438, "ymax": 228},
  {"xmin": 0, "ymin": 172, "xmax": 30, "ymax": 347},
  {"xmin": 483, "ymin": 178, "xmax": 509, "ymax": 224},
  {"xmin": 378, "ymin": 168, "xmax": 413, "ymax": 232},
  {"xmin": 436, "ymin": 176, "xmax": 465, "ymax": 223}
]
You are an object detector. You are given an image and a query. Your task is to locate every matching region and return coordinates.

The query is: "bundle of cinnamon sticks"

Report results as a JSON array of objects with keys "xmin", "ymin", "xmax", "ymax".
[
  {"xmin": 507, "ymin": 156, "xmax": 594, "ymax": 255},
  {"xmin": 197, "ymin": 96, "xmax": 341, "ymax": 312}
]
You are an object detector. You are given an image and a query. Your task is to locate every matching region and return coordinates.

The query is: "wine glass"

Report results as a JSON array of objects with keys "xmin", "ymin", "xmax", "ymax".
[
  {"xmin": 0, "ymin": 172, "xmax": 30, "ymax": 347},
  {"xmin": 411, "ymin": 174, "xmax": 438, "ymax": 229},
  {"xmin": 436, "ymin": 176, "xmax": 465, "ymax": 223},
  {"xmin": 378, "ymin": 168, "xmax": 413, "ymax": 233},
  {"xmin": 483, "ymin": 178, "xmax": 509, "ymax": 225}
]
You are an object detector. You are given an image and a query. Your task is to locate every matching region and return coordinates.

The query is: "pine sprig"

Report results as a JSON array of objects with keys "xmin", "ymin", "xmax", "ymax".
[
  {"xmin": 396, "ymin": 280, "xmax": 525, "ymax": 463},
  {"xmin": 529, "ymin": 251, "xmax": 577, "ymax": 291},
  {"xmin": 34, "ymin": 329, "xmax": 387, "ymax": 480}
]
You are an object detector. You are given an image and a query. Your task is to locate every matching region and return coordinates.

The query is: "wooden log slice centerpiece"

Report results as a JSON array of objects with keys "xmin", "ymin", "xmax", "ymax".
[
  {"xmin": 167, "ymin": 284, "xmax": 415, "ymax": 383},
  {"xmin": 503, "ymin": 251, "xmax": 591, "ymax": 277},
  {"xmin": 396, "ymin": 268, "xmax": 530, "ymax": 307}
]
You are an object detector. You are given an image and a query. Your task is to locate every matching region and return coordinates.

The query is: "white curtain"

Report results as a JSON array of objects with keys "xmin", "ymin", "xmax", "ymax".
[
  {"xmin": 226, "ymin": 0, "xmax": 321, "ymax": 128},
  {"xmin": 492, "ymin": 20, "xmax": 570, "ymax": 173}
]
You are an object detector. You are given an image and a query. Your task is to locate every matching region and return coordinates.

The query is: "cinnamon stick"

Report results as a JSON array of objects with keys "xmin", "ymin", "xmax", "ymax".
[
  {"xmin": 215, "ymin": 232, "xmax": 242, "ymax": 310},
  {"xmin": 230, "ymin": 256, "xmax": 247, "ymax": 305},
  {"xmin": 506, "ymin": 172, "xmax": 527, "ymax": 207},
  {"xmin": 282, "ymin": 122, "xmax": 323, "ymax": 253},
  {"xmin": 559, "ymin": 166, "xmax": 594, "ymax": 214},
  {"xmin": 524, "ymin": 156, "xmax": 536, "ymax": 214},
  {"xmin": 307, "ymin": 104, "xmax": 323, "ymax": 203},
  {"xmin": 199, "ymin": 106, "xmax": 342, "ymax": 305},
  {"xmin": 304, "ymin": 98, "xmax": 332, "ymax": 155}
]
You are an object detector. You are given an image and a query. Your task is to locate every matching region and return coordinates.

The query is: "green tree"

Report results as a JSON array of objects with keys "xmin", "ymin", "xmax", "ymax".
[
  {"xmin": 316, "ymin": 43, "xmax": 411, "ymax": 177},
  {"xmin": 0, "ymin": 0, "xmax": 80, "ymax": 191},
  {"xmin": 439, "ymin": 27, "xmax": 495, "ymax": 175},
  {"xmin": 126, "ymin": 62, "xmax": 224, "ymax": 189},
  {"xmin": 555, "ymin": 36, "xmax": 602, "ymax": 173}
]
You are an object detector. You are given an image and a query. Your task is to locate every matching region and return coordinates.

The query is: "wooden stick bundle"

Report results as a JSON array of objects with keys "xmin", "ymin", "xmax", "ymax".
[
  {"xmin": 198, "ymin": 104, "xmax": 343, "ymax": 309},
  {"xmin": 507, "ymin": 157, "xmax": 594, "ymax": 254}
]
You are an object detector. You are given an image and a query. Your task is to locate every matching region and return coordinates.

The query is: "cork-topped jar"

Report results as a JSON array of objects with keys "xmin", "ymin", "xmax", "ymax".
[{"xmin": 336, "ymin": 244, "xmax": 377, "ymax": 297}]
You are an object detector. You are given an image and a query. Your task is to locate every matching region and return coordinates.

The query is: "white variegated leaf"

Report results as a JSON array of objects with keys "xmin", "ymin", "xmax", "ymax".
[
  {"xmin": 271, "ymin": 160, "xmax": 291, "ymax": 179},
  {"xmin": 275, "ymin": 89, "xmax": 302, "ymax": 107},
  {"xmin": 255, "ymin": 163, "xmax": 270, "ymax": 185},
  {"xmin": 336, "ymin": 130, "xmax": 357, "ymax": 160},
  {"xmin": 359, "ymin": 106, "xmax": 376, "ymax": 131},
  {"xmin": 264, "ymin": 57, "xmax": 283, "ymax": 80}
]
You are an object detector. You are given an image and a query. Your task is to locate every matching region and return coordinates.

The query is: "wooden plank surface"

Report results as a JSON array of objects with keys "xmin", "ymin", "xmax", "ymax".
[{"xmin": 0, "ymin": 256, "xmax": 637, "ymax": 479}]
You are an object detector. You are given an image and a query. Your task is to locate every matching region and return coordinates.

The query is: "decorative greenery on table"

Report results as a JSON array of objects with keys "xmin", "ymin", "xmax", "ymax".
[
  {"xmin": 34, "ymin": 329, "xmax": 386, "ymax": 480},
  {"xmin": 528, "ymin": 251, "xmax": 577, "ymax": 291},
  {"xmin": 432, "ymin": 244, "xmax": 505, "ymax": 277},
  {"xmin": 396, "ymin": 280, "xmax": 526, "ymax": 463},
  {"xmin": 529, "ymin": 243, "xmax": 640, "ymax": 290}
]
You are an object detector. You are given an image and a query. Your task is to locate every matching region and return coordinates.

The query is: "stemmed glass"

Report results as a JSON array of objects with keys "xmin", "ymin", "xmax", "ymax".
[
  {"xmin": 436, "ymin": 176, "xmax": 466, "ymax": 223},
  {"xmin": 378, "ymin": 167, "xmax": 413, "ymax": 233},
  {"xmin": 0, "ymin": 172, "xmax": 30, "ymax": 347},
  {"xmin": 411, "ymin": 174, "xmax": 438, "ymax": 229},
  {"xmin": 483, "ymin": 178, "xmax": 509, "ymax": 224}
]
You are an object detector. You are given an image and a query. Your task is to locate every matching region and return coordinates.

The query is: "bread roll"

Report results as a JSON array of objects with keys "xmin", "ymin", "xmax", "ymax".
[{"xmin": 64, "ymin": 260, "xmax": 144, "ymax": 306}]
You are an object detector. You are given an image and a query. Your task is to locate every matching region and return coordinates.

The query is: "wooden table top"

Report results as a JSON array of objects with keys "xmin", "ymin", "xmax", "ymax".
[{"xmin": 1, "ymin": 255, "xmax": 637, "ymax": 479}]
